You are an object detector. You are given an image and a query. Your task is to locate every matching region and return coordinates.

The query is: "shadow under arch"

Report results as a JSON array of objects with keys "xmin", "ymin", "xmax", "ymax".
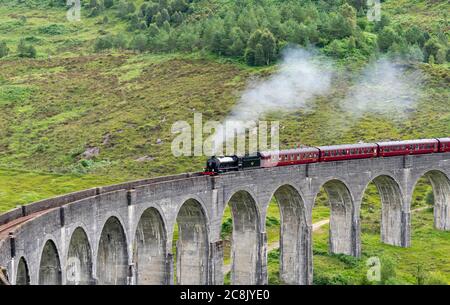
[
  {"xmin": 39, "ymin": 240, "xmax": 62, "ymax": 285},
  {"xmin": 175, "ymin": 198, "xmax": 209, "ymax": 285},
  {"xmin": 315, "ymin": 179, "xmax": 355, "ymax": 256},
  {"xmin": 16, "ymin": 257, "xmax": 30, "ymax": 285},
  {"xmin": 66, "ymin": 227, "xmax": 93, "ymax": 285},
  {"xmin": 96, "ymin": 216, "xmax": 128, "ymax": 285},
  {"xmin": 133, "ymin": 207, "xmax": 167, "ymax": 285},
  {"xmin": 227, "ymin": 190, "xmax": 261, "ymax": 285},
  {"xmin": 271, "ymin": 184, "xmax": 309, "ymax": 285},
  {"xmin": 415, "ymin": 170, "xmax": 450, "ymax": 231},
  {"xmin": 363, "ymin": 175, "xmax": 404, "ymax": 246}
]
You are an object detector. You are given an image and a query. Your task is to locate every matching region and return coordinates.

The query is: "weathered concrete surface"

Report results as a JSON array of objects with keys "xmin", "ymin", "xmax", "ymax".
[{"xmin": 0, "ymin": 153, "xmax": 448, "ymax": 285}]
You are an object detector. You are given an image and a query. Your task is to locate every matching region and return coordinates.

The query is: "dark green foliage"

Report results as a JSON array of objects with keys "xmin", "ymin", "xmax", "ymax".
[
  {"xmin": 415, "ymin": 264, "xmax": 426, "ymax": 285},
  {"xmin": 221, "ymin": 217, "xmax": 232, "ymax": 239},
  {"xmin": 377, "ymin": 26, "xmax": 398, "ymax": 52},
  {"xmin": 373, "ymin": 14, "xmax": 390, "ymax": 32},
  {"xmin": 117, "ymin": 0, "xmax": 135, "ymax": 19},
  {"xmin": 380, "ymin": 256, "xmax": 397, "ymax": 284},
  {"xmin": 17, "ymin": 39, "xmax": 36, "ymax": 58},
  {"xmin": 129, "ymin": 33, "xmax": 148, "ymax": 52},
  {"xmin": 425, "ymin": 191, "xmax": 434, "ymax": 205},
  {"xmin": 86, "ymin": 0, "xmax": 447, "ymax": 66},
  {"xmin": 104, "ymin": 0, "xmax": 114, "ymax": 9},
  {"xmin": 424, "ymin": 37, "xmax": 442, "ymax": 62},
  {"xmin": 266, "ymin": 216, "xmax": 280, "ymax": 228},
  {"xmin": 245, "ymin": 29, "xmax": 277, "ymax": 66},
  {"xmin": 94, "ymin": 35, "xmax": 113, "ymax": 52}
]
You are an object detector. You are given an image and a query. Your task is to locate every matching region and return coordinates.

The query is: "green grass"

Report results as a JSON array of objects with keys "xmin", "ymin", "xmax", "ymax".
[
  {"xmin": 310, "ymin": 208, "xmax": 450, "ymax": 285},
  {"xmin": 262, "ymin": 179, "xmax": 449, "ymax": 285}
]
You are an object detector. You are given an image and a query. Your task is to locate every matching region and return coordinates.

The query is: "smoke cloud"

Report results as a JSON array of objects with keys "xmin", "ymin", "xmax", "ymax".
[
  {"xmin": 212, "ymin": 47, "xmax": 333, "ymax": 153},
  {"xmin": 210, "ymin": 50, "xmax": 424, "ymax": 155}
]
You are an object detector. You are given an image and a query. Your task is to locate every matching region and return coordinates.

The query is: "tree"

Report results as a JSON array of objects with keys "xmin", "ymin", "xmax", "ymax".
[
  {"xmin": 210, "ymin": 30, "xmax": 226, "ymax": 55},
  {"xmin": 228, "ymin": 27, "xmax": 246, "ymax": 56},
  {"xmin": 89, "ymin": 0, "xmax": 98, "ymax": 8},
  {"xmin": 117, "ymin": 1, "xmax": 129, "ymax": 19},
  {"xmin": 405, "ymin": 25, "xmax": 426, "ymax": 46},
  {"xmin": 130, "ymin": 34, "xmax": 148, "ymax": 52},
  {"xmin": 254, "ymin": 43, "xmax": 265, "ymax": 66},
  {"xmin": 428, "ymin": 54, "xmax": 435, "ymax": 65},
  {"xmin": 436, "ymin": 47, "xmax": 447, "ymax": 64},
  {"xmin": 104, "ymin": 0, "xmax": 114, "ymax": 9},
  {"xmin": 127, "ymin": 2, "xmax": 136, "ymax": 15},
  {"xmin": 260, "ymin": 29, "xmax": 277, "ymax": 65},
  {"xmin": 172, "ymin": 0, "xmax": 189, "ymax": 13},
  {"xmin": 155, "ymin": 9, "xmax": 170, "ymax": 27},
  {"xmin": 17, "ymin": 39, "xmax": 36, "ymax": 58},
  {"xmin": 147, "ymin": 23, "xmax": 160, "ymax": 37},
  {"xmin": 117, "ymin": 1, "xmax": 135, "ymax": 19},
  {"xmin": 424, "ymin": 37, "xmax": 441, "ymax": 62},
  {"xmin": 374, "ymin": 14, "xmax": 390, "ymax": 32},
  {"xmin": 113, "ymin": 33, "xmax": 128, "ymax": 49},
  {"xmin": 171, "ymin": 11, "xmax": 184, "ymax": 26},
  {"xmin": 245, "ymin": 29, "xmax": 277, "ymax": 66},
  {"xmin": 0, "ymin": 41, "xmax": 9, "ymax": 58},
  {"xmin": 245, "ymin": 29, "xmax": 263, "ymax": 65},
  {"xmin": 94, "ymin": 35, "xmax": 113, "ymax": 52},
  {"xmin": 339, "ymin": 3, "xmax": 357, "ymax": 30}
]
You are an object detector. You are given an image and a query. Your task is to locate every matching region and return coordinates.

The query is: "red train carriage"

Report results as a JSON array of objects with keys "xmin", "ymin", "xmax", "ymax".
[
  {"xmin": 260, "ymin": 147, "xmax": 320, "ymax": 168},
  {"xmin": 377, "ymin": 139, "xmax": 439, "ymax": 157},
  {"xmin": 437, "ymin": 138, "xmax": 450, "ymax": 153},
  {"xmin": 317, "ymin": 143, "xmax": 378, "ymax": 162}
]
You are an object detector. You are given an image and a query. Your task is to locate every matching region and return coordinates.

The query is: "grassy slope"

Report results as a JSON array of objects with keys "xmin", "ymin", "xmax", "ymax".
[
  {"xmin": 0, "ymin": 168, "xmax": 120, "ymax": 212},
  {"xmin": 310, "ymin": 208, "xmax": 450, "ymax": 285},
  {"xmin": 0, "ymin": 1, "xmax": 449, "ymax": 182}
]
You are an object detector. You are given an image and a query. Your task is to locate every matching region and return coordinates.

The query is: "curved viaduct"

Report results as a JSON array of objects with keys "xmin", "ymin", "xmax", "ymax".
[{"xmin": 0, "ymin": 153, "xmax": 449, "ymax": 285}]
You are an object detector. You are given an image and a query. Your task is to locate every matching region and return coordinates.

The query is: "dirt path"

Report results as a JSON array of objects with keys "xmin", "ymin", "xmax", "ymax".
[{"xmin": 222, "ymin": 206, "xmax": 430, "ymax": 275}]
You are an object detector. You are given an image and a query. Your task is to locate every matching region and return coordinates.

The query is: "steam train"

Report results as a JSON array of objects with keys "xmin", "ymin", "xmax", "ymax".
[{"xmin": 203, "ymin": 138, "xmax": 450, "ymax": 175}]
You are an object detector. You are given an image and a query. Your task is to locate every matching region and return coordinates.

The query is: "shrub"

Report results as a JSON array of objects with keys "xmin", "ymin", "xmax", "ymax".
[
  {"xmin": 17, "ymin": 39, "xmax": 36, "ymax": 58},
  {"xmin": 93, "ymin": 35, "xmax": 113, "ymax": 52},
  {"xmin": 104, "ymin": 0, "xmax": 114, "ymax": 9},
  {"xmin": 0, "ymin": 41, "xmax": 9, "ymax": 58},
  {"xmin": 266, "ymin": 216, "xmax": 280, "ymax": 227},
  {"xmin": 38, "ymin": 24, "xmax": 67, "ymax": 35},
  {"xmin": 425, "ymin": 191, "xmax": 434, "ymax": 205},
  {"xmin": 129, "ymin": 34, "xmax": 148, "ymax": 52}
]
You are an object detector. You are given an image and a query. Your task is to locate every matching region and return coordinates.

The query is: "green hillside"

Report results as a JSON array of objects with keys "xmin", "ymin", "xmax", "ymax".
[{"xmin": 0, "ymin": 0, "xmax": 449, "ymax": 285}]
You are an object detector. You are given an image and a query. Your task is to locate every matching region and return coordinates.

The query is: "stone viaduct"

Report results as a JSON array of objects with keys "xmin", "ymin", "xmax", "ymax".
[{"xmin": 0, "ymin": 152, "xmax": 449, "ymax": 285}]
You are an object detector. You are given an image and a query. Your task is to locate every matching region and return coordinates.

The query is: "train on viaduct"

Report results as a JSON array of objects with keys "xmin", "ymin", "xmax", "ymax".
[{"xmin": 0, "ymin": 150, "xmax": 449, "ymax": 285}]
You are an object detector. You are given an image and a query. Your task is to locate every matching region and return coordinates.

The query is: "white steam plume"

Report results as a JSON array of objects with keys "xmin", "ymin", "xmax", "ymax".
[{"xmin": 212, "ymin": 47, "xmax": 333, "ymax": 153}]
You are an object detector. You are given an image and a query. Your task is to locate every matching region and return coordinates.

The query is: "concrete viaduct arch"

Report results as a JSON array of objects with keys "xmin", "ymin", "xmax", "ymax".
[{"xmin": 0, "ymin": 153, "xmax": 448, "ymax": 285}]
